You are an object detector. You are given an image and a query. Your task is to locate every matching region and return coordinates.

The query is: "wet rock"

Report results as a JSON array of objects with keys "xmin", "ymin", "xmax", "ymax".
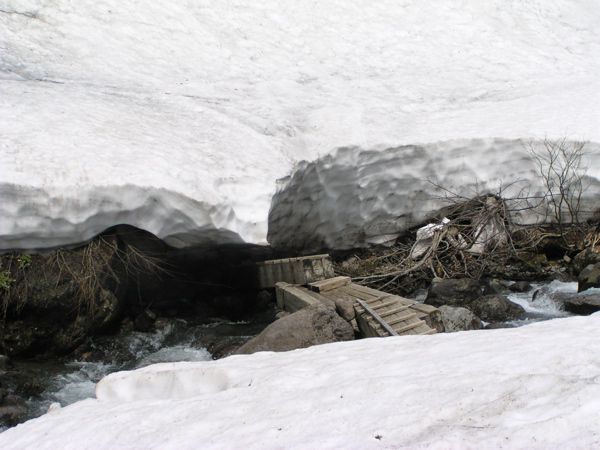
[
  {"xmin": 425, "ymin": 278, "xmax": 484, "ymax": 307},
  {"xmin": 562, "ymin": 291, "xmax": 600, "ymax": 315},
  {"xmin": 509, "ymin": 281, "xmax": 532, "ymax": 293},
  {"xmin": 134, "ymin": 309, "xmax": 157, "ymax": 332},
  {"xmin": 439, "ymin": 306, "xmax": 482, "ymax": 332},
  {"xmin": 469, "ymin": 295, "xmax": 526, "ymax": 322},
  {"xmin": 235, "ymin": 305, "xmax": 354, "ymax": 354},
  {"xmin": 578, "ymin": 263, "xmax": 600, "ymax": 293},
  {"xmin": 0, "ymin": 404, "xmax": 27, "ymax": 427},
  {"xmin": 483, "ymin": 278, "xmax": 510, "ymax": 295},
  {"xmin": 0, "ymin": 393, "xmax": 27, "ymax": 428}
]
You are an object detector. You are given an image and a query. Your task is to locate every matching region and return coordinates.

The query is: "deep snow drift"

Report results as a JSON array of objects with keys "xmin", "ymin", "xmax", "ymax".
[
  {"xmin": 1, "ymin": 0, "xmax": 600, "ymax": 250},
  {"xmin": 1, "ymin": 314, "xmax": 600, "ymax": 449}
]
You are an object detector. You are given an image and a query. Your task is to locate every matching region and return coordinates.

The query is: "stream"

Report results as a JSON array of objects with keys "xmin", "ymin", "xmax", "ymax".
[
  {"xmin": 1, "ymin": 280, "xmax": 578, "ymax": 432},
  {"xmin": 2, "ymin": 310, "xmax": 275, "ymax": 431},
  {"xmin": 502, "ymin": 280, "xmax": 575, "ymax": 327}
]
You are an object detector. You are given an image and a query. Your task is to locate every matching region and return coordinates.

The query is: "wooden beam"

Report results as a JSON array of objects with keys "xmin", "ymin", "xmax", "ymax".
[
  {"xmin": 387, "ymin": 313, "xmax": 417, "ymax": 326},
  {"xmin": 393, "ymin": 321, "xmax": 426, "ymax": 334},
  {"xmin": 356, "ymin": 300, "xmax": 398, "ymax": 337},
  {"xmin": 379, "ymin": 305, "xmax": 411, "ymax": 317},
  {"xmin": 308, "ymin": 276, "xmax": 351, "ymax": 293}
]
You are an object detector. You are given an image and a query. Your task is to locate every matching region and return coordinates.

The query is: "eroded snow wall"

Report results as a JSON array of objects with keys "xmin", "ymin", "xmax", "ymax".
[
  {"xmin": 1, "ymin": 1, "xmax": 600, "ymax": 251},
  {"xmin": 268, "ymin": 139, "xmax": 600, "ymax": 251}
]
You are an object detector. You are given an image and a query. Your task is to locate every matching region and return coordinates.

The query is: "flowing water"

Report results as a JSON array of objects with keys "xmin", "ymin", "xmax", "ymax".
[
  {"xmin": 4, "ymin": 313, "xmax": 273, "ymax": 430},
  {"xmin": 499, "ymin": 280, "xmax": 576, "ymax": 327}
]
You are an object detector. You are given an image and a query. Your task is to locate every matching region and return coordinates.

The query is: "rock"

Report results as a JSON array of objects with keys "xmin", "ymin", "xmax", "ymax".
[
  {"xmin": 483, "ymin": 278, "xmax": 510, "ymax": 295},
  {"xmin": 571, "ymin": 248, "xmax": 600, "ymax": 275},
  {"xmin": 235, "ymin": 305, "xmax": 354, "ymax": 355},
  {"xmin": 334, "ymin": 297, "xmax": 356, "ymax": 322},
  {"xmin": 425, "ymin": 278, "xmax": 484, "ymax": 308},
  {"xmin": 469, "ymin": 295, "xmax": 526, "ymax": 322},
  {"xmin": 562, "ymin": 291, "xmax": 600, "ymax": 315},
  {"xmin": 438, "ymin": 306, "xmax": 482, "ymax": 332},
  {"xmin": 509, "ymin": 281, "xmax": 532, "ymax": 293},
  {"xmin": 578, "ymin": 263, "xmax": 600, "ymax": 293},
  {"xmin": 0, "ymin": 405, "xmax": 27, "ymax": 427},
  {"xmin": 0, "ymin": 393, "xmax": 27, "ymax": 428},
  {"xmin": 275, "ymin": 310, "xmax": 289, "ymax": 320},
  {"xmin": 133, "ymin": 309, "xmax": 157, "ymax": 332}
]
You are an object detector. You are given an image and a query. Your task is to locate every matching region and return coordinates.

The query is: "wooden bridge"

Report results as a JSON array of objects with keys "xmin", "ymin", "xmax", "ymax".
[{"xmin": 276, "ymin": 275, "xmax": 440, "ymax": 338}]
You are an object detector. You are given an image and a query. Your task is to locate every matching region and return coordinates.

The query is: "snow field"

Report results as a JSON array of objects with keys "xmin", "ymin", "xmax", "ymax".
[{"xmin": 2, "ymin": 313, "xmax": 600, "ymax": 449}]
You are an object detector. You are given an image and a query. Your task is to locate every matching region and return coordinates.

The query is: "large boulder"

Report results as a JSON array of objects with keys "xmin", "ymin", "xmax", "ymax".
[
  {"xmin": 235, "ymin": 305, "xmax": 354, "ymax": 355},
  {"xmin": 578, "ymin": 263, "xmax": 600, "ymax": 293},
  {"xmin": 571, "ymin": 249, "xmax": 600, "ymax": 276},
  {"xmin": 469, "ymin": 295, "xmax": 526, "ymax": 322},
  {"xmin": 562, "ymin": 291, "xmax": 600, "ymax": 315},
  {"xmin": 425, "ymin": 278, "xmax": 484, "ymax": 308},
  {"xmin": 509, "ymin": 281, "xmax": 532, "ymax": 293},
  {"xmin": 438, "ymin": 306, "xmax": 482, "ymax": 332}
]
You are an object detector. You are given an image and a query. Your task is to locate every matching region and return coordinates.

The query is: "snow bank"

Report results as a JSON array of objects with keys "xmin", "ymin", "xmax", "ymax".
[
  {"xmin": 2, "ymin": 314, "xmax": 600, "ymax": 449},
  {"xmin": 2, "ymin": 0, "xmax": 600, "ymax": 250},
  {"xmin": 269, "ymin": 139, "xmax": 600, "ymax": 250}
]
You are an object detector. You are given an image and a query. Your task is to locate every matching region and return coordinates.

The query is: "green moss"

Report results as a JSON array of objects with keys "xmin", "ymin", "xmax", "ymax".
[
  {"xmin": 0, "ymin": 270, "xmax": 14, "ymax": 291},
  {"xmin": 17, "ymin": 254, "xmax": 32, "ymax": 270}
]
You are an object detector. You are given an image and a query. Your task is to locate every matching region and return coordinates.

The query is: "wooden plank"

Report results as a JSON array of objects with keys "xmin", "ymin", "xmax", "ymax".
[
  {"xmin": 370, "ymin": 300, "xmax": 399, "ymax": 311},
  {"xmin": 309, "ymin": 276, "xmax": 351, "ymax": 293},
  {"xmin": 274, "ymin": 282, "xmax": 288, "ymax": 309},
  {"xmin": 340, "ymin": 285, "xmax": 381, "ymax": 300},
  {"xmin": 393, "ymin": 321, "xmax": 425, "ymax": 334},
  {"xmin": 418, "ymin": 329, "xmax": 438, "ymax": 335},
  {"xmin": 280, "ymin": 285, "xmax": 322, "ymax": 312},
  {"xmin": 291, "ymin": 259, "xmax": 305, "ymax": 285},
  {"xmin": 356, "ymin": 300, "xmax": 398, "ymax": 336},
  {"xmin": 379, "ymin": 305, "xmax": 412, "ymax": 318},
  {"xmin": 387, "ymin": 313, "xmax": 417, "ymax": 326},
  {"xmin": 346, "ymin": 282, "xmax": 383, "ymax": 296}
]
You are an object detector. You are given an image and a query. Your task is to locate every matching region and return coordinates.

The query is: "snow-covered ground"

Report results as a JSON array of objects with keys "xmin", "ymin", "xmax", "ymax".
[
  {"xmin": 2, "ymin": 1, "xmax": 600, "ymax": 250},
  {"xmin": 1, "ymin": 313, "xmax": 600, "ymax": 449}
]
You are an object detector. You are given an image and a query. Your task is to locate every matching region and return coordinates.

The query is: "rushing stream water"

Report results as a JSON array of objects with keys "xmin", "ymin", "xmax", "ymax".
[
  {"xmin": 503, "ymin": 280, "xmax": 576, "ymax": 326},
  {"xmin": 3, "ymin": 312, "xmax": 275, "ymax": 431}
]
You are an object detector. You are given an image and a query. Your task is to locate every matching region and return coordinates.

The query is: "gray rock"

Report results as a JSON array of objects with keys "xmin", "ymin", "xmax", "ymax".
[
  {"xmin": 469, "ymin": 295, "xmax": 526, "ymax": 322},
  {"xmin": 439, "ymin": 306, "xmax": 482, "ymax": 332},
  {"xmin": 578, "ymin": 263, "xmax": 600, "ymax": 293},
  {"xmin": 509, "ymin": 281, "xmax": 532, "ymax": 293},
  {"xmin": 562, "ymin": 291, "xmax": 600, "ymax": 315},
  {"xmin": 483, "ymin": 278, "xmax": 510, "ymax": 295},
  {"xmin": 0, "ymin": 405, "xmax": 27, "ymax": 427},
  {"xmin": 235, "ymin": 305, "xmax": 354, "ymax": 354},
  {"xmin": 425, "ymin": 278, "xmax": 484, "ymax": 308},
  {"xmin": 334, "ymin": 297, "xmax": 356, "ymax": 322},
  {"xmin": 274, "ymin": 310, "xmax": 289, "ymax": 320},
  {"xmin": 572, "ymin": 249, "xmax": 600, "ymax": 276}
]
